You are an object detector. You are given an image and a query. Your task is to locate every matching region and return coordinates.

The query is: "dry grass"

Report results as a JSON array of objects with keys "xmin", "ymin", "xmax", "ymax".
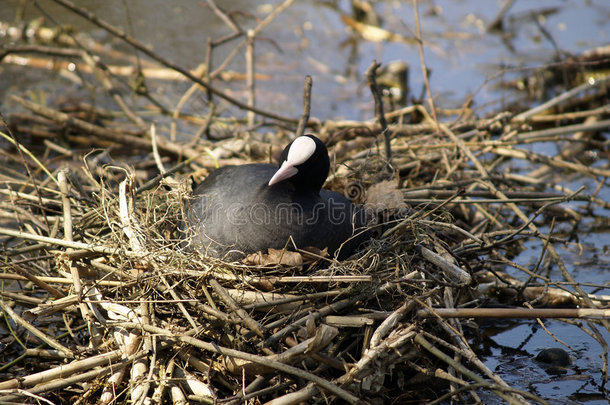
[{"xmin": 1, "ymin": 2, "xmax": 609, "ymax": 404}]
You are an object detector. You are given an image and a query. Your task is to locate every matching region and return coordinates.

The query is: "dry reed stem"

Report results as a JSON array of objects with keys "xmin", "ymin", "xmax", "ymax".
[
  {"xmin": 0, "ymin": 300, "xmax": 74, "ymax": 358},
  {"xmin": 418, "ymin": 307, "xmax": 610, "ymax": 319},
  {"xmin": 1, "ymin": 4, "xmax": 609, "ymax": 403},
  {"xmin": 209, "ymin": 278, "xmax": 266, "ymax": 338},
  {"xmin": 0, "ymin": 349, "xmax": 123, "ymax": 390},
  {"xmin": 49, "ymin": 0, "xmax": 298, "ymax": 123}
]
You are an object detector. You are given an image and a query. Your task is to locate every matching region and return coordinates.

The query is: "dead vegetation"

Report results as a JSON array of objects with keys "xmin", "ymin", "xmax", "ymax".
[{"xmin": 0, "ymin": 1, "xmax": 609, "ymax": 404}]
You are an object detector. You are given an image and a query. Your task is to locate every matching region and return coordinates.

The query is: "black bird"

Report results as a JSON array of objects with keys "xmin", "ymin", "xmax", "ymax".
[{"xmin": 183, "ymin": 134, "xmax": 367, "ymax": 260}]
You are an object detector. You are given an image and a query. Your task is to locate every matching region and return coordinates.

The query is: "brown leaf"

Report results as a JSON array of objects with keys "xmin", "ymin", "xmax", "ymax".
[
  {"xmin": 242, "ymin": 248, "xmax": 303, "ymax": 266},
  {"xmin": 365, "ymin": 179, "xmax": 406, "ymax": 212},
  {"xmin": 306, "ymin": 324, "xmax": 339, "ymax": 354},
  {"xmin": 341, "ymin": 15, "xmax": 414, "ymax": 44},
  {"xmin": 300, "ymin": 246, "xmax": 329, "ymax": 263},
  {"xmin": 521, "ymin": 286, "xmax": 578, "ymax": 307}
]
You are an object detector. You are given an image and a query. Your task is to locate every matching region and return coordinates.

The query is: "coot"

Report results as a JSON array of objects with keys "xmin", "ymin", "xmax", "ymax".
[{"xmin": 183, "ymin": 134, "xmax": 367, "ymax": 259}]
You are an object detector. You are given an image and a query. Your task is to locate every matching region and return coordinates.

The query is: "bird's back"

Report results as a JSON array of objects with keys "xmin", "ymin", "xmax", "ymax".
[{"xmin": 183, "ymin": 164, "xmax": 366, "ymax": 259}]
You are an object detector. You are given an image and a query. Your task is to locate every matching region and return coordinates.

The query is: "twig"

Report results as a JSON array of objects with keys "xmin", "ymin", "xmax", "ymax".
[
  {"xmin": 246, "ymin": 29, "xmax": 256, "ymax": 127},
  {"xmin": 150, "ymin": 124, "xmax": 166, "ymax": 174},
  {"xmin": 415, "ymin": 334, "xmax": 530, "ymax": 405},
  {"xmin": 135, "ymin": 156, "xmax": 195, "ymax": 193},
  {"xmin": 0, "ymin": 351, "xmax": 146, "ymax": 402},
  {"xmin": 208, "ymin": 0, "xmax": 295, "ymax": 80},
  {"xmin": 80, "ymin": 51, "xmax": 147, "ymax": 129},
  {"xmin": 118, "ymin": 322, "xmax": 363, "ymax": 405},
  {"xmin": 417, "ymin": 245, "xmax": 472, "ymax": 285},
  {"xmin": 365, "ymin": 61, "xmax": 391, "ymax": 162},
  {"xmin": 417, "ymin": 307, "xmax": 610, "ymax": 319},
  {"xmin": 0, "ymin": 226, "xmax": 137, "ymax": 256},
  {"xmin": 170, "ymin": 62, "xmax": 208, "ymax": 142},
  {"xmin": 9, "ymin": 95, "xmax": 232, "ymax": 167},
  {"xmin": 179, "ymin": 270, "xmax": 373, "ymax": 285},
  {"xmin": 241, "ymin": 290, "xmax": 343, "ymax": 310},
  {"xmin": 412, "ymin": 0, "xmax": 438, "ymax": 124},
  {"xmin": 295, "ymin": 75, "xmax": 312, "ymax": 139},
  {"xmin": 209, "ymin": 279, "xmax": 265, "ymax": 338},
  {"xmin": 0, "ymin": 300, "xmax": 74, "ymax": 358},
  {"xmin": 515, "ymin": 118, "xmax": 610, "ymax": 141},
  {"xmin": 370, "ymin": 300, "xmax": 416, "ymax": 348},
  {"xmin": 162, "ymin": 276, "xmax": 200, "ymax": 333},
  {"xmin": 0, "ymin": 273, "xmax": 130, "ymax": 287},
  {"xmin": 0, "ymin": 124, "xmax": 58, "ymax": 186},
  {"xmin": 226, "ymin": 326, "xmax": 338, "ymax": 375},
  {"xmin": 337, "ymin": 325, "xmax": 417, "ymax": 386},
  {"xmin": 427, "ymin": 381, "xmax": 546, "ymax": 405},
  {"xmin": 130, "ymin": 301, "xmax": 151, "ymax": 405},
  {"xmin": 486, "ymin": 0, "xmax": 515, "ymax": 32},
  {"xmin": 512, "ymin": 77, "xmax": 610, "ymax": 122},
  {"xmin": 49, "ymin": 0, "xmax": 298, "ymax": 124},
  {"xmin": 205, "ymin": 0, "xmax": 241, "ymax": 33},
  {"xmin": 3, "ymin": 264, "xmax": 65, "ymax": 299},
  {"xmin": 58, "ymin": 169, "xmax": 97, "ymax": 346},
  {"xmin": 0, "ymin": 44, "xmax": 83, "ymax": 61},
  {"xmin": 526, "ymin": 115, "xmax": 606, "ymax": 180},
  {"xmin": 263, "ymin": 282, "xmax": 396, "ymax": 347},
  {"xmin": 0, "ymin": 389, "xmax": 55, "ymax": 405},
  {"xmin": 0, "ymin": 349, "xmax": 123, "ymax": 390}
]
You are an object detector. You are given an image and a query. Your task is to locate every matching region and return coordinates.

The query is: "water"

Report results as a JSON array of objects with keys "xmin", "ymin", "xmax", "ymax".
[
  {"xmin": 2, "ymin": 0, "xmax": 608, "ymax": 120},
  {"xmin": 1, "ymin": 1, "xmax": 608, "ymax": 402},
  {"xmin": 477, "ymin": 318, "xmax": 610, "ymax": 404}
]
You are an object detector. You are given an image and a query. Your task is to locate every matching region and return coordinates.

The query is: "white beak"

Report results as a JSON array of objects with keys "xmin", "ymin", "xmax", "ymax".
[
  {"xmin": 268, "ymin": 136, "xmax": 317, "ymax": 186},
  {"xmin": 268, "ymin": 161, "xmax": 298, "ymax": 186}
]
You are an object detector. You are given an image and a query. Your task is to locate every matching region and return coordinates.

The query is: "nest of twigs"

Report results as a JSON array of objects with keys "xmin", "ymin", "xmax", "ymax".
[
  {"xmin": 1, "ymin": 5, "xmax": 610, "ymax": 404},
  {"xmin": 2, "ymin": 87, "xmax": 610, "ymax": 403}
]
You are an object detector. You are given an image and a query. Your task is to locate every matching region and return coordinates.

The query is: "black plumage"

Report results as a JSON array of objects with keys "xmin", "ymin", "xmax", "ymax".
[{"xmin": 183, "ymin": 135, "xmax": 367, "ymax": 259}]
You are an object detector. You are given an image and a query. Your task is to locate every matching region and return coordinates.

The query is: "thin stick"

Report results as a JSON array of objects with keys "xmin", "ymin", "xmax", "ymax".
[
  {"xmin": 58, "ymin": 170, "xmax": 96, "ymax": 342},
  {"xmin": 417, "ymin": 307, "xmax": 610, "ymax": 319},
  {"xmin": 0, "ymin": 300, "xmax": 74, "ymax": 358},
  {"xmin": 512, "ymin": 77, "xmax": 610, "ymax": 122},
  {"xmin": 0, "ymin": 351, "xmax": 146, "ymax": 402},
  {"xmin": 209, "ymin": 279, "xmax": 266, "ymax": 338},
  {"xmin": 0, "ymin": 129, "xmax": 58, "ymax": 187},
  {"xmin": 150, "ymin": 124, "xmax": 166, "ymax": 175},
  {"xmin": 295, "ymin": 75, "xmax": 312, "ymax": 138},
  {"xmin": 162, "ymin": 276, "xmax": 200, "ymax": 334},
  {"xmin": 119, "ymin": 322, "xmax": 362, "ymax": 405},
  {"xmin": 178, "ymin": 270, "xmax": 372, "ymax": 284},
  {"xmin": 514, "ymin": 118, "xmax": 610, "ymax": 141},
  {"xmin": 0, "ymin": 273, "xmax": 130, "ymax": 287},
  {"xmin": 417, "ymin": 246, "xmax": 471, "ymax": 285},
  {"xmin": 486, "ymin": 0, "xmax": 515, "ymax": 32},
  {"xmin": 246, "ymin": 29, "xmax": 256, "ymax": 127},
  {"xmin": 208, "ymin": 0, "xmax": 295, "ymax": 80},
  {"xmin": 135, "ymin": 156, "xmax": 195, "ymax": 194},
  {"xmin": 412, "ymin": 0, "xmax": 438, "ymax": 124},
  {"xmin": 0, "ymin": 226, "xmax": 138, "ymax": 256},
  {"xmin": 10, "ymin": 95, "xmax": 230, "ymax": 167},
  {"xmin": 80, "ymin": 51, "xmax": 146, "ymax": 129},
  {"xmin": 365, "ymin": 61, "xmax": 391, "ymax": 162},
  {"xmin": 205, "ymin": 0, "xmax": 241, "ymax": 34},
  {"xmin": 0, "ymin": 349, "xmax": 123, "ymax": 390},
  {"xmin": 4, "ymin": 264, "xmax": 65, "ymax": 299},
  {"xmin": 415, "ymin": 334, "xmax": 529, "ymax": 405},
  {"xmin": 49, "ymin": 0, "xmax": 298, "ymax": 124},
  {"xmin": 0, "ymin": 115, "xmax": 53, "ymax": 235}
]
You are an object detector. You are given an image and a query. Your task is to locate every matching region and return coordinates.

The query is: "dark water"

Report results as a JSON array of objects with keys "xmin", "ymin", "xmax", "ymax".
[
  {"xmin": 1, "ymin": 1, "xmax": 609, "ymax": 403},
  {"xmin": 2, "ymin": 0, "xmax": 609, "ymax": 119}
]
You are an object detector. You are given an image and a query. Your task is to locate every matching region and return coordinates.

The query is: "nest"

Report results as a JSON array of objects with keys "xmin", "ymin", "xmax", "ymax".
[{"xmin": 1, "ymin": 4, "xmax": 610, "ymax": 404}]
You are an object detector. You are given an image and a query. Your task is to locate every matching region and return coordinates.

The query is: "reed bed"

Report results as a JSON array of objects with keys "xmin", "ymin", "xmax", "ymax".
[{"xmin": 0, "ymin": 1, "xmax": 609, "ymax": 404}]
